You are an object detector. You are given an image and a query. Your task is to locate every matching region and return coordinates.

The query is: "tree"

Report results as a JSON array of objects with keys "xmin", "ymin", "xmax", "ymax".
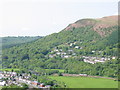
[
  {"xmin": 58, "ymin": 72, "xmax": 63, "ymax": 76},
  {"xmin": 21, "ymin": 54, "xmax": 29, "ymax": 60},
  {"xmin": 21, "ymin": 83, "xmax": 29, "ymax": 89}
]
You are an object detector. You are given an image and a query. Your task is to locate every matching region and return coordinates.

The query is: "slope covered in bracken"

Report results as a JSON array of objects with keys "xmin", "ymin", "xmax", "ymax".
[{"xmin": 64, "ymin": 15, "xmax": 118, "ymax": 37}]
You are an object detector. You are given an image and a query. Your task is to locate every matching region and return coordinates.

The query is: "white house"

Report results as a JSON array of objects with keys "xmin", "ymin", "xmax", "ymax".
[
  {"xmin": 56, "ymin": 52, "xmax": 61, "ymax": 55},
  {"xmin": 70, "ymin": 43, "xmax": 73, "ymax": 46},
  {"xmin": 92, "ymin": 51, "xmax": 95, "ymax": 53},
  {"xmin": 64, "ymin": 56, "xmax": 69, "ymax": 58},
  {"xmin": 0, "ymin": 81, "xmax": 6, "ymax": 86},
  {"xmin": 112, "ymin": 57, "xmax": 116, "ymax": 59},
  {"xmin": 79, "ymin": 74, "xmax": 87, "ymax": 76},
  {"xmin": 75, "ymin": 46, "xmax": 79, "ymax": 49}
]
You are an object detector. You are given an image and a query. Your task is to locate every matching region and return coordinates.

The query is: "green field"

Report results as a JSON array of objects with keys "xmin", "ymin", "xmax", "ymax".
[
  {"xmin": 0, "ymin": 68, "xmax": 20, "ymax": 72},
  {"xmin": 0, "ymin": 86, "xmax": 3, "ymax": 90},
  {"xmin": 45, "ymin": 69, "xmax": 64, "ymax": 73},
  {"xmin": 49, "ymin": 76, "xmax": 118, "ymax": 88}
]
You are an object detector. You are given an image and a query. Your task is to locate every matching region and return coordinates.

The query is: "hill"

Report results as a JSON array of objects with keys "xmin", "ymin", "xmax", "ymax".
[
  {"xmin": 2, "ymin": 15, "xmax": 118, "ymax": 78},
  {"xmin": 0, "ymin": 36, "xmax": 43, "ymax": 49},
  {"xmin": 64, "ymin": 15, "xmax": 118, "ymax": 37}
]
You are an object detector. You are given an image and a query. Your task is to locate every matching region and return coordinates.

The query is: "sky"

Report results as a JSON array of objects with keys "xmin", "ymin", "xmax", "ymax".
[{"xmin": 0, "ymin": 0, "xmax": 119, "ymax": 37}]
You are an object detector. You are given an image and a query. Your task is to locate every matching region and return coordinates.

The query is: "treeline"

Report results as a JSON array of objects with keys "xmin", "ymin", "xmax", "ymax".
[{"xmin": 1, "ymin": 36, "xmax": 43, "ymax": 49}]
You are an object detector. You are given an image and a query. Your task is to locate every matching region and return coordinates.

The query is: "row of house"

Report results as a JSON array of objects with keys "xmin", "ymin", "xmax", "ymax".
[
  {"xmin": 62, "ymin": 73, "xmax": 87, "ymax": 77},
  {"xmin": 18, "ymin": 78, "xmax": 51, "ymax": 88},
  {"xmin": 0, "ymin": 81, "xmax": 6, "ymax": 86},
  {"xmin": 69, "ymin": 42, "xmax": 83, "ymax": 49},
  {"xmin": 0, "ymin": 71, "xmax": 17, "ymax": 77},
  {"xmin": 0, "ymin": 71, "xmax": 51, "ymax": 88},
  {"xmin": 49, "ymin": 48, "xmax": 116, "ymax": 63},
  {"xmin": 83, "ymin": 56, "xmax": 116, "ymax": 64},
  {"xmin": 31, "ymin": 81, "xmax": 51, "ymax": 88},
  {"xmin": 49, "ymin": 48, "xmax": 76, "ymax": 58}
]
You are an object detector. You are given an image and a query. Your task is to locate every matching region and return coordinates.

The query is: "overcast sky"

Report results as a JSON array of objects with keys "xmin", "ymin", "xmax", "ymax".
[{"xmin": 0, "ymin": 0, "xmax": 118, "ymax": 37}]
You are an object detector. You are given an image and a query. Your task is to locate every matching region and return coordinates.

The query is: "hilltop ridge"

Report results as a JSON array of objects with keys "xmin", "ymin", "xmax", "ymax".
[{"xmin": 64, "ymin": 15, "xmax": 118, "ymax": 36}]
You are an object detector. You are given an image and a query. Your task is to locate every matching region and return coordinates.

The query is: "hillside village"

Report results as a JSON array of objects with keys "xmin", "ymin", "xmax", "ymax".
[
  {"xmin": 0, "ymin": 71, "xmax": 51, "ymax": 88},
  {"xmin": 0, "ymin": 41, "xmax": 117, "ymax": 88},
  {"xmin": 48, "ymin": 42, "xmax": 116, "ymax": 64}
]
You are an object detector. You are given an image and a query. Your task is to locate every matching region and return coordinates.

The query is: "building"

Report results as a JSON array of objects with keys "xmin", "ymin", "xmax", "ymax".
[
  {"xmin": 112, "ymin": 56, "xmax": 116, "ymax": 59},
  {"xmin": 94, "ymin": 60, "xmax": 105, "ymax": 63},
  {"xmin": 64, "ymin": 55, "xmax": 69, "ymax": 58},
  {"xmin": 75, "ymin": 46, "xmax": 79, "ymax": 49},
  {"xmin": 40, "ymin": 83, "xmax": 45, "ymax": 87},
  {"xmin": 0, "ymin": 81, "xmax": 6, "ymax": 86},
  {"xmin": 79, "ymin": 74, "xmax": 87, "ymax": 76},
  {"xmin": 45, "ymin": 85, "xmax": 51, "ymax": 88},
  {"xmin": 32, "ymin": 81, "xmax": 40, "ymax": 86},
  {"xmin": 92, "ymin": 51, "xmax": 95, "ymax": 53},
  {"xmin": 84, "ymin": 59, "xmax": 95, "ymax": 64}
]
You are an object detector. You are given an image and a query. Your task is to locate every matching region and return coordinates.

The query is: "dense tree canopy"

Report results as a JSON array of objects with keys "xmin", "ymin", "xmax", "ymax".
[{"xmin": 1, "ymin": 21, "xmax": 119, "ymax": 78}]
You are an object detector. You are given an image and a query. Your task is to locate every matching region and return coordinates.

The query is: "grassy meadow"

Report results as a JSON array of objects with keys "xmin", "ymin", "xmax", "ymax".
[
  {"xmin": 0, "ymin": 86, "xmax": 3, "ymax": 90},
  {"xmin": 0, "ymin": 68, "xmax": 20, "ymax": 72},
  {"xmin": 45, "ymin": 69, "xmax": 65, "ymax": 73},
  {"xmin": 49, "ymin": 76, "xmax": 118, "ymax": 88}
]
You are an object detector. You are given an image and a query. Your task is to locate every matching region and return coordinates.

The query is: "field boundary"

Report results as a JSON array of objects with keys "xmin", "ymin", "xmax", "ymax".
[{"xmin": 59, "ymin": 73, "xmax": 117, "ymax": 80}]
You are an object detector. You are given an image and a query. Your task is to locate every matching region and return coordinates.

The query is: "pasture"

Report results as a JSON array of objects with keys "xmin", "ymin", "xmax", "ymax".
[
  {"xmin": 0, "ymin": 68, "xmax": 20, "ymax": 72},
  {"xmin": 45, "ymin": 69, "xmax": 64, "ymax": 73},
  {"xmin": 49, "ymin": 76, "xmax": 118, "ymax": 88}
]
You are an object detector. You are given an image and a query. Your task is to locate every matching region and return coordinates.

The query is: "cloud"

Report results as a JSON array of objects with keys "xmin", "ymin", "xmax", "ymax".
[
  {"xmin": 2, "ymin": 0, "xmax": 119, "ymax": 3},
  {"xmin": 52, "ymin": 21, "xmax": 57, "ymax": 25},
  {"xmin": 114, "ymin": 12, "xmax": 118, "ymax": 15},
  {"xmin": 21, "ymin": 27, "xmax": 30, "ymax": 31}
]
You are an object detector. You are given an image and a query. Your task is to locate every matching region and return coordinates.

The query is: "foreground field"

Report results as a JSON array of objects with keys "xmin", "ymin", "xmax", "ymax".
[
  {"xmin": 49, "ymin": 76, "xmax": 118, "ymax": 88},
  {"xmin": 0, "ymin": 68, "xmax": 20, "ymax": 72},
  {"xmin": 0, "ymin": 86, "xmax": 3, "ymax": 90},
  {"xmin": 45, "ymin": 69, "xmax": 65, "ymax": 73}
]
